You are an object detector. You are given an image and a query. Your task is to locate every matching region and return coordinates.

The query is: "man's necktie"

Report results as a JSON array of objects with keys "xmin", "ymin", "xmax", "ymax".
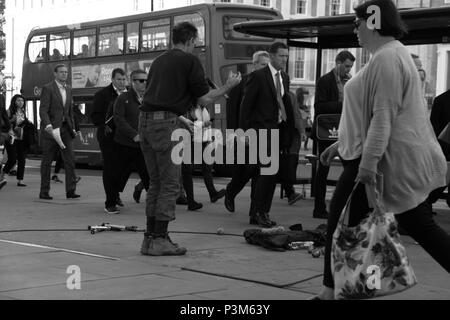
[{"xmin": 276, "ymin": 71, "xmax": 287, "ymax": 122}]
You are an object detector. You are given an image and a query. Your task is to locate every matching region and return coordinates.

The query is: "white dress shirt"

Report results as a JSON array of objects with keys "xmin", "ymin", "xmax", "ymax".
[
  {"xmin": 268, "ymin": 62, "xmax": 284, "ymax": 97},
  {"xmin": 268, "ymin": 63, "xmax": 285, "ymax": 123},
  {"xmin": 55, "ymin": 80, "xmax": 67, "ymax": 107}
]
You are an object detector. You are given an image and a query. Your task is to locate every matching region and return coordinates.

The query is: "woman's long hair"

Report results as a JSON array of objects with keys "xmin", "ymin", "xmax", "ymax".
[{"xmin": 9, "ymin": 94, "xmax": 26, "ymax": 117}]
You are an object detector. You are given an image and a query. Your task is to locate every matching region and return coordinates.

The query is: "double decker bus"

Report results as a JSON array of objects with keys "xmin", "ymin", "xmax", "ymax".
[{"xmin": 21, "ymin": 3, "xmax": 282, "ymax": 169}]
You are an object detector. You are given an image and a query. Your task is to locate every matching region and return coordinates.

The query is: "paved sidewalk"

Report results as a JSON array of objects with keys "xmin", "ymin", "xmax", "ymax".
[{"xmin": 0, "ymin": 162, "xmax": 449, "ymax": 300}]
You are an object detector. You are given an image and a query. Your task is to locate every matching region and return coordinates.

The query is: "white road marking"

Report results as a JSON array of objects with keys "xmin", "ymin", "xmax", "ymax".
[{"xmin": 0, "ymin": 239, "xmax": 119, "ymax": 260}]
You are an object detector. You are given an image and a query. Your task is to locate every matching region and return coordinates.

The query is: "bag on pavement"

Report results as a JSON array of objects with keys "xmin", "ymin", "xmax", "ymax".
[{"xmin": 331, "ymin": 183, "xmax": 417, "ymax": 300}]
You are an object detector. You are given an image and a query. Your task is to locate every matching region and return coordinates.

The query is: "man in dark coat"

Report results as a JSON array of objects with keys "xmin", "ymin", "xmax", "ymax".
[
  {"xmin": 312, "ymin": 50, "xmax": 355, "ymax": 219},
  {"xmin": 427, "ymin": 89, "xmax": 450, "ymax": 208},
  {"xmin": 91, "ymin": 68, "xmax": 127, "ymax": 214},
  {"xmin": 238, "ymin": 42, "xmax": 296, "ymax": 227},
  {"xmin": 112, "ymin": 69, "xmax": 150, "ymax": 203}
]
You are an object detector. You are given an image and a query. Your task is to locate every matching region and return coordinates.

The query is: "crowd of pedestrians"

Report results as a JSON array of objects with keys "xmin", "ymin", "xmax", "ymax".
[{"xmin": 1, "ymin": 1, "xmax": 449, "ymax": 284}]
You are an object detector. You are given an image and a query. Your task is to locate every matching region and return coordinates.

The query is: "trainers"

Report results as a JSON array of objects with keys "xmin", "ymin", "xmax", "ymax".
[
  {"xmin": 52, "ymin": 175, "xmax": 63, "ymax": 183},
  {"xmin": 210, "ymin": 189, "xmax": 226, "ymax": 203},
  {"xmin": 146, "ymin": 236, "xmax": 187, "ymax": 256},
  {"xmin": 104, "ymin": 206, "xmax": 120, "ymax": 214},
  {"xmin": 140, "ymin": 236, "xmax": 153, "ymax": 255}
]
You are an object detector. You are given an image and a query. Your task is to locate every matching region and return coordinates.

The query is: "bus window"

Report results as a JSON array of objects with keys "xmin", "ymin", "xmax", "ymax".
[
  {"xmin": 141, "ymin": 18, "xmax": 170, "ymax": 52},
  {"xmin": 98, "ymin": 25, "xmax": 124, "ymax": 56},
  {"xmin": 126, "ymin": 22, "xmax": 139, "ymax": 54},
  {"xmin": 223, "ymin": 17, "xmax": 273, "ymax": 41},
  {"xmin": 29, "ymin": 34, "xmax": 47, "ymax": 63},
  {"xmin": 220, "ymin": 63, "xmax": 252, "ymax": 84},
  {"xmin": 73, "ymin": 102, "xmax": 93, "ymax": 125},
  {"xmin": 174, "ymin": 13, "xmax": 205, "ymax": 47},
  {"xmin": 73, "ymin": 29, "xmax": 96, "ymax": 58},
  {"xmin": 224, "ymin": 43, "xmax": 270, "ymax": 60},
  {"xmin": 49, "ymin": 32, "xmax": 70, "ymax": 61}
]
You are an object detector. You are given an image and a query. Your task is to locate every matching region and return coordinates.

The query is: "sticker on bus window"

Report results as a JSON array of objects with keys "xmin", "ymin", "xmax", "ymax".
[{"xmin": 215, "ymin": 104, "xmax": 221, "ymax": 115}]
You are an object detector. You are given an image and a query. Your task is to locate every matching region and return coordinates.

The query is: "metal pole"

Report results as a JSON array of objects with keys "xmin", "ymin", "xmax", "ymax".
[
  {"xmin": 11, "ymin": 17, "xmax": 14, "ymax": 97},
  {"xmin": 151, "ymin": 0, "xmax": 154, "ymax": 12}
]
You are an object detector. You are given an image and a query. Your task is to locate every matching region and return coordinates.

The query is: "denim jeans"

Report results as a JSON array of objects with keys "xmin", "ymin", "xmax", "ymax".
[{"xmin": 139, "ymin": 113, "xmax": 181, "ymax": 222}]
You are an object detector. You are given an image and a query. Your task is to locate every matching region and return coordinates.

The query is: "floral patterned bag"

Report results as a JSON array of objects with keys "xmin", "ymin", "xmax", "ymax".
[{"xmin": 331, "ymin": 183, "xmax": 417, "ymax": 300}]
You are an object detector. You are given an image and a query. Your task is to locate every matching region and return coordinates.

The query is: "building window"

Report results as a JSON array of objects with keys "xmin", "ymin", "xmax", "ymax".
[
  {"xmin": 330, "ymin": 0, "xmax": 341, "ymax": 16},
  {"xmin": 133, "ymin": 0, "xmax": 138, "ymax": 11},
  {"xmin": 296, "ymin": 0, "xmax": 307, "ymax": 14},
  {"xmin": 260, "ymin": 0, "xmax": 270, "ymax": 6},
  {"xmin": 98, "ymin": 25, "xmax": 124, "ymax": 56},
  {"xmin": 322, "ymin": 49, "xmax": 338, "ymax": 75},
  {"xmin": 294, "ymin": 48, "xmax": 306, "ymax": 79}
]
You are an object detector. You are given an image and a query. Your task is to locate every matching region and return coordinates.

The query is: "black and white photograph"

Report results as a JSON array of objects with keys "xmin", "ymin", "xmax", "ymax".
[{"xmin": 0, "ymin": 0, "xmax": 449, "ymax": 309}]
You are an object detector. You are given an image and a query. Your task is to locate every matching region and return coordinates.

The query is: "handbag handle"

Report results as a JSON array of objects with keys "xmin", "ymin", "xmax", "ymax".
[
  {"xmin": 338, "ymin": 182, "xmax": 360, "ymax": 227},
  {"xmin": 338, "ymin": 175, "xmax": 384, "ymax": 227}
]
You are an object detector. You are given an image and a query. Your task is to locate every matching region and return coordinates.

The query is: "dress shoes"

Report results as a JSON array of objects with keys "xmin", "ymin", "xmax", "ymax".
[
  {"xmin": 39, "ymin": 193, "xmax": 53, "ymax": 200},
  {"xmin": 133, "ymin": 184, "xmax": 144, "ymax": 203},
  {"xmin": 188, "ymin": 201, "xmax": 203, "ymax": 211},
  {"xmin": 67, "ymin": 192, "xmax": 81, "ymax": 199},
  {"xmin": 116, "ymin": 197, "xmax": 124, "ymax": 207},
  {"xmin": 17, "ymin": 182, "xmax": 27, "ymax": 187},
  {"xmin": 176, "ymin": 195, "xmax": 188, "ymax": 205},
  {"xmin": 224, "ymin": 191, "xmax": 235, "ymax": 213},
  {"xmin": 51, "ymin": 175, "xmax": 63, "ymax": 183},
  {"xmin": 210, "ymin": 189, "xmax": 226, "ymax": 203}
]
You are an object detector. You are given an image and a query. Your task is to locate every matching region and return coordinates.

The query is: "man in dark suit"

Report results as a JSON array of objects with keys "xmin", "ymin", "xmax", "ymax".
[
  {"xmin": 427, "ymin": 89, "xmax": 450, "ymax": 208},
  {"xmin": 312, "ymin": 50, "xmax": 355, "ymax": 219},
  {"xmin": 39, "ymin": 64, "xmax": 79, "ymax": 200},
  {"xmin": 224, "ymin": 51, "xmax": 269, "ymax": 219},
  {"xmin": 239, "ymin": 42, "xmax": 296, "ymax": 227},
  {"xmin": 91, "ymin": 68, "xmax": 127, "ymax": 214},
  {"xmin": 112, "ymin": 69, "xmax": 150, "ymax": 207}
]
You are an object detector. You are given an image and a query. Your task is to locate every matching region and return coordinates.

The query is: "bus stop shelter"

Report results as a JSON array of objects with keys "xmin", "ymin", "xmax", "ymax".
[{"xmin": 233, "ymin": 6, "xmax": 450, "ymax": 197}]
